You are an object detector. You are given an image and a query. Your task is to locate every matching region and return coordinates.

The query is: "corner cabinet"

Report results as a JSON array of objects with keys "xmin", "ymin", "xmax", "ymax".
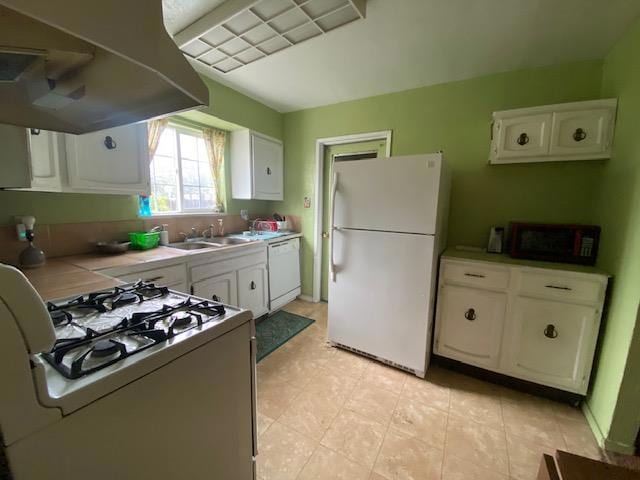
[
  {"xmin": 434, "ymin": 254, "xmax": 609, "ymax": 395},
  {"xmin": 489, "ymin": 99, "xmax": 617, "ymax": 164},
  {"xmin": 230, "ymin": 130, "xmax": 283, "ymax": 200}
]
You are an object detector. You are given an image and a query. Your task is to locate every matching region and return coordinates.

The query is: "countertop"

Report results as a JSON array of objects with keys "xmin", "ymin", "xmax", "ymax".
[
  {"xmin": 442, "ymin": 247, "xmax": 610, "ymax": 276},
  {"xmin": 18, "ymin": 232, "xmax": 302, "ymax": 301}
]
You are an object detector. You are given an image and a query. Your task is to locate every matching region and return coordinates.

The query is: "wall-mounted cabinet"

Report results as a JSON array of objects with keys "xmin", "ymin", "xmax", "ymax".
[
  {"xmin": 0, "ymin": 123, "xmax": 150, "ymax": 195},
  {"xmin": 489, "ymin": 99, "xmax": 617, "ymax": 164},
  {"xmin": 230, "ymin": 130, "xmax": 283, "ymax": 201}
]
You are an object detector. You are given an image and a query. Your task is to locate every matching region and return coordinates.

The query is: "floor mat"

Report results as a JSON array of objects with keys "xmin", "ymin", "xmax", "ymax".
[{"xmin": 256, "ymin": 310, "xmax": 315, "ymax": 362}]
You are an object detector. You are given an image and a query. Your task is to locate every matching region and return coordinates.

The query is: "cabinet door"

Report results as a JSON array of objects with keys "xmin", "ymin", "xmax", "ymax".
[
  {"xmin": 494, "ymin": 114, "xmax": 552, "ymax": 161},
  {"xmin": 237, "ymin": 263, "xmax": 268, "ymax": 318},
  {"xmin": 0, "ymin": 124, "xmax": 30, "ymax": 188},
  {"xmin": 435, "ymin": 285, "xmax": 506, "ymax": 368},
  {"xmin": 252, "ymin": 134, "xmax": 283, "ymax": 200},
  {"xmin": 65, "ymin": 123, "xmax": 150, "ymax": 194},
  {"xmin": 28, "ymin": 129, "xmax": 64, "ymax": 191},
  {"xmin": 508, "ymin": 296, "xmax": 597, "ymax": 392},
  {"xmin": 192, "ymin": 271, "xmax": 238, "ymax": 306},
  {"xmin": 549, "ymin": 109, "xmax": 613, "ymax": 156}
]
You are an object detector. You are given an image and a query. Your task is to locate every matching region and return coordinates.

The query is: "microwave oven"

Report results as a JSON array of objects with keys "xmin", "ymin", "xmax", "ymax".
[{"xmin": 509, "ymin": 223, "xmax": 600, "ymax": 265}]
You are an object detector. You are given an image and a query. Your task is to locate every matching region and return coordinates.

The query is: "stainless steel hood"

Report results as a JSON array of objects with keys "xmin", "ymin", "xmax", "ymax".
[{"xmin": 0, "ymin": 0, "xmax": 209, "ymax": 134}]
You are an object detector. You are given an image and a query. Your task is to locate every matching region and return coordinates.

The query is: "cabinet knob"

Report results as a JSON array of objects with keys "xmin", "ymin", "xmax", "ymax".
[
  {"xmin": 266, "ymin": 167, "xmax": 272, "ymax": 175},
  {"xmin": 30, "ymin": 128, "xmax": 41, "ymax": 136},
  {"xmin": 104, "ymin": 136, "xmax": 117, "ymax": 150},
  {"xmin": 544, "ymin": 324, "xmax": 558, "ymax": 339},
  {"xmin": 212, "ymin": 294, "xmax": 220, "ymax": 302},
  {"xmin": 250, "ymin": 281, "xmax": 256, "ymax": 290},
  {"xmin": 464, "ymin": 308, "xmax": 476, "ymax": 321},
  {"xmin": 516, "ymin": 133, "xmax": 529, "ymax": 146},
  {"xmin": 573, "ymin": 128, "xmax": 587, "ymax": 142}
]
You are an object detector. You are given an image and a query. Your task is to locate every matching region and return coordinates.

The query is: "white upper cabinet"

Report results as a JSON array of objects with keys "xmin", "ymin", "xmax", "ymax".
[
  {"xmin": 28, "ymin": 129, "xmax": 65, "ymax": 191},
  {"xmin": 231, "ymin": 130, "xmax": 283, "ymax": 201},
  {"xmin": 490, "ymin": 99, "xmax": 617, "ymax": 164},
  {"xmin": 0, "ymin": 125, "xmax": 32, "ymax": 188},
  {"xmin": 65, "ymin": 123, "xmax": 150, "ymax": 195}
]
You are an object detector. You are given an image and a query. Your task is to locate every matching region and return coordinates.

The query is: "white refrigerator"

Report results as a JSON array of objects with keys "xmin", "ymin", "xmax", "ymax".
[{"xmin": 327, "ymin": 153, "xmax": 450, "ymax": 377}]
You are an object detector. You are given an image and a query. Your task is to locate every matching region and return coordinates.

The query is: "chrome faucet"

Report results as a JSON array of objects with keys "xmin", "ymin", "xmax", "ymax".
[
  {"xmin": 179, "ymin": 227, "xmax": 198, "ymax": 241},
  {"xmin": 202, "ymin": 224, "xmax": 215, "ymax": 238},
  {"xmin": 217, "ymin": 218, "xmax": 225, "ymax": 237}
]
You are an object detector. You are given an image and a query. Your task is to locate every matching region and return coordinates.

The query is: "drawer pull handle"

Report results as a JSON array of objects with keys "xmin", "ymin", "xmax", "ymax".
[
  {"xmin": 30, "ymin": 128, "xmax": 41, "ymax": 135},
  {"xmin": 545, "ymin": 285, "xmax": 572, "ymax": 291},
  {"xmin": 544, "ymin": 324, "xmax": 558, "ymax": 339},
  {"xmin": 145, "ymin": 276, "xmax": 163, "ymax": 283},
  {"xmin": 266, "ymin": 167, "xmax": 272, "ymax": 175},
  {"xmin": 517, "ymin": 132, "xmax": 530, "ymax": 146},
  {"xmin": 250, "ymin": 281, "xmax": 256, "ymax": 290},
  {"xmin": 464, "ymin": 308, "xmax": 477, "ymax": 321},
  {"xmin": 464, "ymin": 273, "xmax": 486, "ymax": 278},
  {"xmin": 212, "ymin": 294, "xmax": 221, "ymax": 302},
  {"xmin": 104, "ymin": 135, "xmax": 117, "ymax": 150},
  {"xmin": 573, "ymin": 128, "xmax": 587, "ymax": 142}
]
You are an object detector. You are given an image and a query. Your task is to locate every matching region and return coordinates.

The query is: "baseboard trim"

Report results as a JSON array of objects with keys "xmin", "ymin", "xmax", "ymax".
[
  {"xmin": 297, "ymin": 294, "xmax": 315, "ymax": 302},
  {"xmin": 582, "ymin": 401, "xmax": 637, "ymax": 455}
]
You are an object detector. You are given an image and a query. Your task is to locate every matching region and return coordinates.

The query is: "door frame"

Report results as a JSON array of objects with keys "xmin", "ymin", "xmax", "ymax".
[{"xmin": 311, "ymin": 130, "xmax": 392, "ymax": 302}]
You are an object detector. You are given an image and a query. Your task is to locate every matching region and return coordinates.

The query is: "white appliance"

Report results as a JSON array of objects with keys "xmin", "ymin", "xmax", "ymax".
[
  {"xmin": 0, "ymin": 264, "xmax": 256, "ymax": 479},
  {"xmin": 268, "ymin": 237, "xmax": 301, "ymax": 312},
  {"xmin": 328, "ymin": 153, "xmax": 450, "ymax": 377}
]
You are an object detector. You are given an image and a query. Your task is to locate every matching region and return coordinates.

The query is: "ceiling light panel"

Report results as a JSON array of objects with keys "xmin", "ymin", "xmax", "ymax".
[{"xmin": 181, "ymin": 0, "xmax": 366, "ymax": 74}]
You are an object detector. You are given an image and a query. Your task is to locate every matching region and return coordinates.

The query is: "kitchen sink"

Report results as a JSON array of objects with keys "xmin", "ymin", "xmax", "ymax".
[
  {"xmin": 207, "ymin": 237, "xmax": 254, "ymax": 245},
  {"xmin": 167, "ymin": 242, "xmax": 217, "ymax": 251}
]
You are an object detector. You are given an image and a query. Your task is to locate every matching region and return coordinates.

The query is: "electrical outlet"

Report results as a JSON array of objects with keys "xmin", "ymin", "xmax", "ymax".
[{"xmin": 304, "ymin": 197, "xmax": 311, "ymax": 208}]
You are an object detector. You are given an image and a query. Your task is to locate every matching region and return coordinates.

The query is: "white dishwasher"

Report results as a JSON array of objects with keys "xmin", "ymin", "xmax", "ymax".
[{"xmin": 268, "ymin": 237, "xmax": 301, "ymax": 312}]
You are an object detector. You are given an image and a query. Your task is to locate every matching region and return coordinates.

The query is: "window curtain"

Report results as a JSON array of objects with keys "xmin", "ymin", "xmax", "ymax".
[
  {"xmin": 147, "ymin": 118, "xmax": 169, "ymax": 161},
  {"xmin": 203, "ymin": 128, "xmax": 226, "ymax": 212}
]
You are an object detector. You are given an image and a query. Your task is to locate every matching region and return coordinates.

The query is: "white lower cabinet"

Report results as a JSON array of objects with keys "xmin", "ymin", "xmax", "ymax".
[
  {"xmin": 237, "ymin": 264, "xmax": 268, "ymax": 318},
  {"xmin": 434, "ymin": 255, "xmax": 608, "ymax": 394},
  {"xmin": 192, "ymin": 271, "xmax": 238, "ymax": 306}
]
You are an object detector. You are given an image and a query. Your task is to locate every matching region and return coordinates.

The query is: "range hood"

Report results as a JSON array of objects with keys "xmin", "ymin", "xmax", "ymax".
[{"xmin": 0, "ymin": 0, "xmax": 209, "ymax": 134}]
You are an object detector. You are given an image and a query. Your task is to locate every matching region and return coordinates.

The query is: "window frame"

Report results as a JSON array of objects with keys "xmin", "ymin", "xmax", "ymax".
[{"xmin": 149, "ymin": 123, "xmax": 220, "ymax": 216}]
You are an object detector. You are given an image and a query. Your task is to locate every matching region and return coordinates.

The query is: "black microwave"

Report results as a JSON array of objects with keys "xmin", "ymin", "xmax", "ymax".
[{"xmin": 509, "ymin": 223, "xmax": 600, "ymax": 265}]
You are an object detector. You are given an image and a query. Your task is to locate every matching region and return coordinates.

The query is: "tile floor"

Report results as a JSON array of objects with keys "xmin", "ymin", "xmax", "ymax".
[{"xmin": 255, "ymin": 300, "xmax": 612, "ymax": 480}]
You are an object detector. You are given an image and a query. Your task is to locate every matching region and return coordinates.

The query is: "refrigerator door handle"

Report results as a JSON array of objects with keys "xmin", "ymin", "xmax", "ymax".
[{"xmin": 330, "ymin": 171, "xmax": 339, "ymax": 282}]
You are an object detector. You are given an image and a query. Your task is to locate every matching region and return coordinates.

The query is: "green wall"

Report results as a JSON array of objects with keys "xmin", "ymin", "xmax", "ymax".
[
  {"xmin": 273, "ymin": 60, "xmax": 605, "ymax": 296},
  {"xmin": 584, "ymin": 17, "xmax": 640, "ymax": 453},
  {"xmin": 0, "ymin": 75, "xmax": 284, "ymax": 226}
]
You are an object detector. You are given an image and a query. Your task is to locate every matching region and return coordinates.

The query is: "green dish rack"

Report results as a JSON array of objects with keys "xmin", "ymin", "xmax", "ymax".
[{"xmin": 128, "ymin": 232, "xmax": 160, "ymax": 250}]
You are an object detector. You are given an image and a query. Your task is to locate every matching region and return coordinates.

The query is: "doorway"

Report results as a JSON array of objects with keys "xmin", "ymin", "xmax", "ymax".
[{"xmin": 319, "ymin": 139, "xmax": 388, "ymax": 301}]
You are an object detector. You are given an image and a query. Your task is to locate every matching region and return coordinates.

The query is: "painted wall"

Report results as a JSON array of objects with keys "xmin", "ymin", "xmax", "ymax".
[
  {"xmin": 0, "ymin": 75, "xmax": 284, "ymax": 227},
  {"xmin": 273, "ymin": 60, "xmax": 605, "ymax": 296},
  {"xmin": 584, "ymin": 17, "xmax": 640, "ymax": 453}
]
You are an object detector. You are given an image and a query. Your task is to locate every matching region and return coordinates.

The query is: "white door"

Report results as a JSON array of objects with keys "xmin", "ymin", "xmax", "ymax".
[
  {"xmin": 435, "ymin": 285, "xmax": 506, "ymax": 369},
  {"xmin": 192, "ymin": 272, "xmax": 238, "ymax": 305},
  {"xmin": 332, "ymin": 154, "xmax": 442, "ymax": 234},
  {"xmin": 252, "ymin": 134, "xmax": 283, "ymax": 200},
  {"xmin": 494, "ymin": 114, "xmax": 552, "ymax": 160},
  {"xmin": 508, "ymin": 296, "xmax": 597, "ymax": 391},
  {"xmin": 65, "ymin": 123, "xmax": 150, "ymax": 194},
  {"xmin": 238, "ymin": 264, "xmax": 268, "ymax": 318},
  {"xmin": 28, "ymin": 129, "xmax": 63, "ymax": 191},
  {"xmin": 328, "ymin": 229, "xmax": 434, "ymax": 373},
  {"xmin": 549, "ymin": 109, "xmax": 613, "ymax": 156}
]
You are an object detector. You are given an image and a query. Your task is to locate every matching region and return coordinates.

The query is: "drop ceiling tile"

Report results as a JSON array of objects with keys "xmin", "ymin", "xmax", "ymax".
[
  {"xmin": 181, "ymin": 39, "xmax": 211, "ymax": 57},
  {"xmin": 302, "ymin": 0, "xmax": 348, "ymax": 20},
  {"xmin": 259, "ymin": 36, "xmax": 290, "ymax": 54},
  {"xmin": 268, "ymin": 7, "xmax": 307, "ymax": 34},
  {"xmin": 285, "ymin": 22, "xmax": 322, "ymax": 43},
  {"xmin": 251, "ymin": 0, "xmax": 294, "ymax": 21},
  {"xmin": 235, "ymin": 48, "xmax": 266, "ymax": 64},
  {"xmin": 224, "ymin": 9, "xmax": 261, "ymax": 35},
  {"xmin": 200, "ymin": 49, "xmax": 228, "ymax": 65},
  {"xmin": 213, "ymin": 58, "xmax": 243, "ymax": 73},
  {"xmin": 242, "ymin": 23, "xmax": 277, "ymax": 45},
  {"xmin": 201, "ymin": 26, "xmax": 234, "ymax": 46},
  {"xmin": 218, "ymin": 37, "xmax": 252, "ymax": 56},
  {"xmin": 316, "ymin": 5, "xmax": 359, "ymax": 31}
]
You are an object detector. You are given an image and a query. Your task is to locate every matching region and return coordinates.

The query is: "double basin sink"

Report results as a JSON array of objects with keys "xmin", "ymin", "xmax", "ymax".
[{"xmin": 168, "ymin": 236, "xmax": 255, "ymax": 251}]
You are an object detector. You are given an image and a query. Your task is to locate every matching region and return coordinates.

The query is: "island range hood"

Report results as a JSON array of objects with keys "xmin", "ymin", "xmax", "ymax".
[{"xmin": 0, "ymin": 0, "xmax": 209, "ymax": 134}]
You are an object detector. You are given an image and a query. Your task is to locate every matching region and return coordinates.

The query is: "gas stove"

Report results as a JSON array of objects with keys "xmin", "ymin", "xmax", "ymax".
[{"xmin": 43, "ymin": 281, "xmax": 228, "ymax": 379}]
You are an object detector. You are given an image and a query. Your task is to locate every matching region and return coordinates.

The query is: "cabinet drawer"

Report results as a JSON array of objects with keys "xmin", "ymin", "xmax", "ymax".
[
  {"xmin": 116, "ymin": 264, "xmax": 186, "ymax": 286},
  {"xmin": 517, "ymin": 271, "xmax": 604, "ymax": 304},
  {"xmin": 442, "ymin": 261, "xmax": 509, "ymax": 291}
]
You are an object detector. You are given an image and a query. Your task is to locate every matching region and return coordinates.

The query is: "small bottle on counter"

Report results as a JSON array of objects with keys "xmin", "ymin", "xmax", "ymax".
[{"xmin": 159, "ymin": 224, "xmax": 169, "ymax": 246}]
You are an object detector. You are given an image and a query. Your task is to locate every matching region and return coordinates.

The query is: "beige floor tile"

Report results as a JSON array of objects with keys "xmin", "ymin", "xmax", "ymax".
[
  {"xmin": 321, "ymin": 409, "xmax": 386, "ymax": 468},
  {"xmin": 502, "ymin": 400, "xmax": 566, "ymax": 450},
  {"xmin": 305, "ymin": 366, "xmax": 360, "ymax": 402},
  {"xmin": 369, "ymin": 473, "xmax": 387, "ymax": 480},
  {"xmin": 551, "ymin": 402, "xmax": 587, "ymax": 423},
  {"xmin": 390, "ymin": 397, "xmax": 448, "ymax": 449},
  {"xmin": 283, "ymin": 299, "xmax": 317, "ymax": 317},
  {"xmin": 256, "ymin": 422, "xmax": 317, "ymax": 480},
  {"xmin": 442, "ymin": 452, "xmax": 509, "ymax": 480},
  {"xmin": 297, "ymin": 445, "xmax": 370, "ymax": 480},
  {"xmin": 445, "ymin": 414, "xmax": 509, "ymax": 475},
  {"xmin": 257, "ymin": 411, "xmax": 275, "ymax": 437},
  {"xmin": 345, "ymin": 383, "xmax": 400, "ymax": 425},
  {"xmin": 325, "ymin": 348, "xmax": 371, "ymax": 379},
  {"xmin": 506, "ymin": 433, "xmax": 555, "ymax": 480},
  {"xmin": 373, "ymin": 427, "xmax": 443, "ymax": 480},
  {"xmin": 278, "ymin": 390, "xmax": 342, "ymax": 441},
  {"xmin": 361, "ymin": 362, "xmax": 409, "ymax": 393},
  {"xmin": 401, "ymin": 374, "xmax": 450, "ymax": 412},
  {"xmin": 449, "ymin": 387, "xmax": 504, "ymax": 429},
  {"xmin": 257, "ymin": 379, "xmax": 302, "ymax": 420},
  {"xmin": 557, "ymin": 417, "xmax": 603, "ymax": 460}
]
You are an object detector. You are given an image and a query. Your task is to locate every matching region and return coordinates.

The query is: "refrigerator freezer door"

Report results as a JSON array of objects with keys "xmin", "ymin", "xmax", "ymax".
[
  {"xmin": 328, "ymin": 229, "xmax": 435, "ymax": 373},
  {"xmin": 333, "ymin": 153, "xmax": 442, "ymax": 235}
]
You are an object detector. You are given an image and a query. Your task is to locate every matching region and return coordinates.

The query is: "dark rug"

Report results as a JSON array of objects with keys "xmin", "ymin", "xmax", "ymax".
[{"xmin": 256, "ymin": 310, "xmax": 315, "ymax": 362}]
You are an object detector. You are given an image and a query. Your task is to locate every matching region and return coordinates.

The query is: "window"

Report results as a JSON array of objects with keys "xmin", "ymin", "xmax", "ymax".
[{"xmin": 149, "ymin": 125, "xmax": 219, "ymax": 214}]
